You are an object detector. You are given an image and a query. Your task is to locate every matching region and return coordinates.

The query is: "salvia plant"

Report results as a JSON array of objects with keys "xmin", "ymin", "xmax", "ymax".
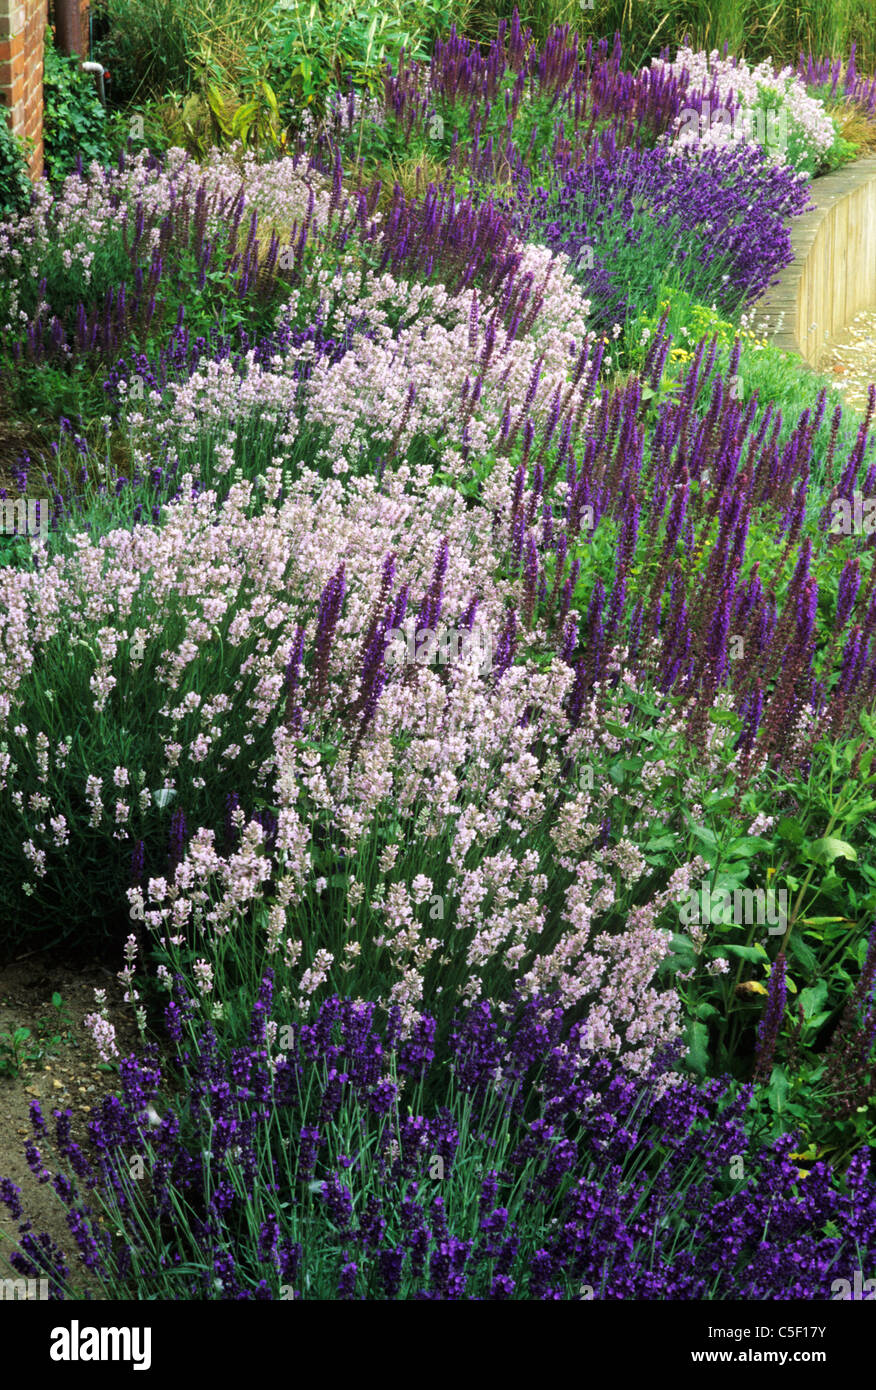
[{"xmin": 2, "ymin": 6, "xmax": 876, "ymax": 1302}]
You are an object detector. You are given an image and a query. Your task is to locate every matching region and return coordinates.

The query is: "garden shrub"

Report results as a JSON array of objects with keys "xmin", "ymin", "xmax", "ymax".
[
  {"xmin": 0, "ymin": 111, "xmax": 31, "ymax": 224},
  {"xmin": 43, "ymin": 31, "xmax": 114, "ymax": 182},
  {"xmin": 5, "ymin": 981, "xmax": 876, "ymax": 1299}
]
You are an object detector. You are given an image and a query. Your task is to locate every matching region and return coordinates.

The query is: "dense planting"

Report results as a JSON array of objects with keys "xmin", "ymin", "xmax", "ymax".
[{"xmin": 2, "ymin": 7, "xmax": 876, "ymax": 1300}]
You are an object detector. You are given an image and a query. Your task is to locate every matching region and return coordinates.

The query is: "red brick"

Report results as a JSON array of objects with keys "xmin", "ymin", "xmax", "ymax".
[
  {"xmin": 0, "ymin": 33, "xmax": 24, "ymax": 62},
  {"xmin": 0, "ymin": 0, "xmax": 51, "ymax": 182}
]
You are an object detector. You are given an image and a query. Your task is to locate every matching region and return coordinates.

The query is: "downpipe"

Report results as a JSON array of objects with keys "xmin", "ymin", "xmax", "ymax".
[
  {"xmin": 52, "ymin": 0, "xmax": 82, "ymax": 56},
  {"xmin": 81, "ymin": 60, "xmax": 108, "ymax": 106}
]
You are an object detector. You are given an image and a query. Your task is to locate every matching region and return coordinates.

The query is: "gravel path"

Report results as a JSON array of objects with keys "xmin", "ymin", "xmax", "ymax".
[{"xmin": 819, "ymin": 308, "xmax": 876, "ymax": 412}]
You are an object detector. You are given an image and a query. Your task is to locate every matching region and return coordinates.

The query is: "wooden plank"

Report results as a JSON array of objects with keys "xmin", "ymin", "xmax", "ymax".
[{"xmin": 760, "ymin": 159, "xmax": 876, "ymax": 367}]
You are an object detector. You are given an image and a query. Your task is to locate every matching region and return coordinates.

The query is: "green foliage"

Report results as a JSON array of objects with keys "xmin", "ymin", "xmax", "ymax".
[
  {"xmin": 0, "ymin": 994, "xmax": 74, "ymax": 1078},
  {"xmin": 450, "ymin": 0, "xmax": 876, "ymax": 72},
  {"xmin": 0, "ymin": 111, "xmax": 32, "ymax": 224},
  {"xmin": 92, "ymin": 0, "xmax": 451, "ymax": 121},
  {"xmin": 652, "ymin": 727, "xmax": 876, "ymax": 1160},
  {"xmin": 0, "ymin": 174, "xmax": 293, "ymax": 420},
  {"xmin": 43, "ymin": 34, "xmax": 115, "ymax": 181},
  {"xmin": 92, "ymin": 0, "xmax": 196, "ymax": 100},
  {"xmin": 251, "ymin": 0, "xmax": 452, "ymax": 124},
  {"xmin": 820, "ymin": 124, "xmax": 860, "ymax": 173},
  {"xmin": 91, "ymin": 0, "xmax": 278, "ymax": 103}
]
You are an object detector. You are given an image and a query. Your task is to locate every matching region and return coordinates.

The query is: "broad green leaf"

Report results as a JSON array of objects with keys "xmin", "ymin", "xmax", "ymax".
[
  {"xmin": 719, "ymin": 944, "xmax": 764, "ymax": 963},
  {"xmin": 788, "ymin": 935, "xmax": 818, "ymax": 971},
  {"xmin": 644, "ymin": 834, "xmax": 677, "ymax": 853},
  {"xmin": 685, "ymin": 1021, "xmax": 710, "ymax": 1077},
  {"xmin": 768, "ymin": 1064, "xmax": 789, "ymax": 1113},
  {"xmin": 798, "ymin": 980, "xmax": 828, "ymax": 1019},
  {"xmin": 689, "ymin": 824, "xmax": 718, "ymax": 852},
  {"xmin": 807, "ymin": 836, "xmax": 857, "ymax": 866},
  {"xmin": 805, "ymin": 1010, "xmax": 833, "ymax": 1032},
  {"xmin": 726, "ymin": 836, "xmax": 772, "ymax": 858},
  {"xmin": 859, "ymin": 710, "xmax": 876, "ymax": 738},
  {"xmin": 668, "ymin": 932, "xmax": 697, "ymax": 961}
]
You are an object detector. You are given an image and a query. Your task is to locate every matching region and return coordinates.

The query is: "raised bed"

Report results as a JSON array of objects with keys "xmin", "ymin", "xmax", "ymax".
[{"xmin": 759, "ymin": 155, "xmax": 876, "ymax": 366}]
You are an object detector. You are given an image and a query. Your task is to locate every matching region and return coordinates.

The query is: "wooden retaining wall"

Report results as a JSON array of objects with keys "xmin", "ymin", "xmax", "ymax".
[{"xmin": 758, "ymin": 156, "xmax": 876, "ymax": 367}]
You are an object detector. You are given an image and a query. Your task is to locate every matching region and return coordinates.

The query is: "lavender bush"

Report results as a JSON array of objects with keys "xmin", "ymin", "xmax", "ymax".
[
  {"xmin": 514, "ymin": 128, "xmax": 812, "ymax": 331},
  {"xmin": 3, "ymin": 979, "xmax": 876, "ymax": 1300},
  {"xmin": 2, "ymin": 5, "xmax": 876, "ymax": 1304}
]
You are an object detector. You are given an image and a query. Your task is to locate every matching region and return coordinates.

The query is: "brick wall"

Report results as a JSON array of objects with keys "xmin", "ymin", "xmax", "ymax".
[{"xmin": 0, "ymin": 0, "xmax": 91, "ymax": 180}]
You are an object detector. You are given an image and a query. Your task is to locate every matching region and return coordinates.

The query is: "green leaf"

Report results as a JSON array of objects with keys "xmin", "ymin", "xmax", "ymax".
[
  {"xmin": 788, "ymin": 934, "xmax": 818, "ymax": 971},
  {"xmin": 719, "ymin": 944, "xmax": 765, "ymax": 963},
  {"xmin": 798, "ymin": 980, "xmax": 828, "ymax": 1019},
  {"xmin": 685, "ymin": 1021, "xmax": 710, "ymax": 1077},
  {"xmin": 725, "ymin": 836, "xmax": 772, "ymax": 858},
  {"xmin": 776, "ymin": 817, "xmax": 804, "ymax": 845},
  {"xmin": 644, "ymin": 834, "xmax": 676, "ymax": 853},
  {"xmin": 859, "ymin": 709, "xmax": 876, "ymax": 738},
  {"xmin": 805, "ymin": 1010, "xmax": 833, "ymax": 1033},
  {"xmin": 668, "ymin": 932, "xmax": 697, "ymax": 960},
  {"xmin": 689, "ymin": 824, "xmax": 718, "ymax": 852},
  {"xmin": 807, "ymin": 836, "xmax": 857, "ymax": 866},
  {"xmin": 767, "ymin": 1064, "xmax": 789, "ymax": 1113},
  {"xmin": 601, "ymin": 719, "xmax": 629, "ymax": 739},
  {"xmin": 799, "ymin": 915, "xmax": 854, "ymax": 926}
]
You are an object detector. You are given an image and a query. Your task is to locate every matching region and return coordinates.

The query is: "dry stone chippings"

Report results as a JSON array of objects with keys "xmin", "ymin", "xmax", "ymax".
[{"xmin": 818, "ymin": 308, "xmax": 876, "ymax": 412}]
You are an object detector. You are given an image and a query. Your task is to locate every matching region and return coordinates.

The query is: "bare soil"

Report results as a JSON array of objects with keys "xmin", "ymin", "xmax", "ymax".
[{"xmin": 0, "ymin": 949, "xmax": 141, "ymax": 1299}]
